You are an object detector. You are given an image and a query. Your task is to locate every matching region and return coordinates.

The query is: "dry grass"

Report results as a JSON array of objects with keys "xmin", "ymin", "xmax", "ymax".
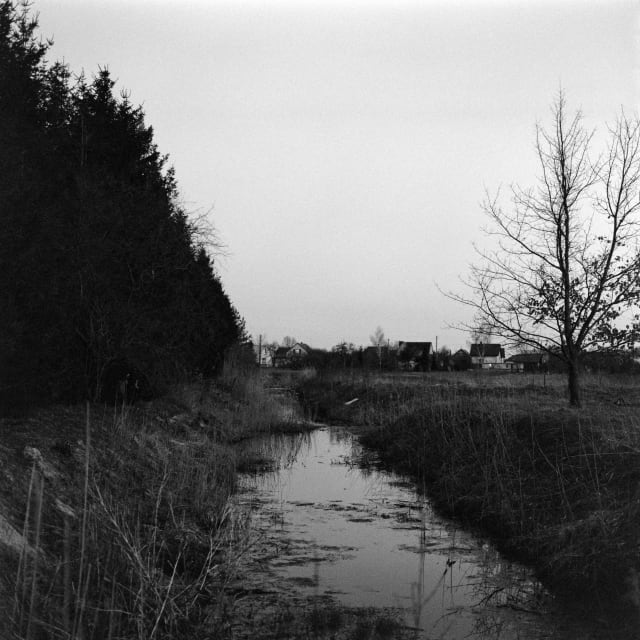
[
  {"xmin": 7, "ymin": 398, "xmax": 249, "ymax": 640},
  {"xmin": 3, "ymin": 356, "xmax": 330, "ymax": 639},
  {"xmin": 298, "ymin": 370, "xmax": 640, "ymax": 627},
  {"xmin": 4, "ymin": 352, "xmax": 313, "ymax": 639}
]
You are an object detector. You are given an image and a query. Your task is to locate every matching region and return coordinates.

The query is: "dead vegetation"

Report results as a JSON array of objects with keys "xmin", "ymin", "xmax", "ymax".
[
  {"xmin": 297, "ymin": 370, "xmax": 640, "ymax": 633},
  {"xmin": 0, "ymin": 362, "xmax": 310, "ymax": 640},
  {"xmin": 1, "ymin": 364, "xmax": 418, "ymax": 640}
]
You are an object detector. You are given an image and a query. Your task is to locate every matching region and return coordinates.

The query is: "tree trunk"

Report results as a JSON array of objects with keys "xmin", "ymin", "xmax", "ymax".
[{"xmin": 568, "ymin": 360, "xmax": 581, "ymax": 407}]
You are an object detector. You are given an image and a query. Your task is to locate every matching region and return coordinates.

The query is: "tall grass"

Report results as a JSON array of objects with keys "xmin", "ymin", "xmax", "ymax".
[
  {"xmin": 9, "ymin": 376, "xmax": 266, "ymax": 639},
  {"xmin": 8, "ymin": 351, "xmax": 320, "ymax": 639},
  {"xmin": 179, "ymin": 351, "xmax": 307, "ymax": 438},
  {"xmin": 12, "ymin": 422, "xmax": 228, "ymax": 639},
  {"xmin": 298, "ymin": 371, "xmax": 640, "ymax": 622}
]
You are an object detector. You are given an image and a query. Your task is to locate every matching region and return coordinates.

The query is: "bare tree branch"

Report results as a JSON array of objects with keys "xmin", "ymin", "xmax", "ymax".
[{"xmin": 443, "ymin": 92, "xmax": 640, "ymax": 406}]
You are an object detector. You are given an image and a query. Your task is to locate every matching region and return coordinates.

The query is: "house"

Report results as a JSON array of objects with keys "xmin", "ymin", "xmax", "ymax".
[
  {"xmin": 505, "ymin": 352, "xmax": 548, "ymax": 373},
  {"xmin": 274, "ymin": 342, "xmax": 313, "ymax": 368},
  {"xmin": 469, "ymin": 343, "xmax": 505, "ymax": 369},
  {"xmin": 254, "ymin": 344, "xmax": 274, "ymax": 367},
  {"xmin": 287, "ymin": 342, "xmax": 312, "ymax": 359},
  {"xmin": 397, "ymin": 341, "xmax": 432, "ymax": 371}
]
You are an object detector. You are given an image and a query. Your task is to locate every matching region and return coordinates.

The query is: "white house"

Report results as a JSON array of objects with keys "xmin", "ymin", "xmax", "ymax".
[
  {"xmin": 469, "ymin": 343, "xmax": 505, "ymax": 369},
  {"xmin": 255, "ymin": 344, "xmax": 274, "ymax": 367}
]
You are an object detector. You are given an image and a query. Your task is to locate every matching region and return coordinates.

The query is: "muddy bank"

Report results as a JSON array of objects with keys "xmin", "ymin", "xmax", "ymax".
[{"xmin": 296, "ymin": 373, "xmax": 640, "ymax": 634}]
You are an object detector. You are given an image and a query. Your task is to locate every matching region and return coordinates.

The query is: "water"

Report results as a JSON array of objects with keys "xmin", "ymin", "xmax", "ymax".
[{"xmin": 236, "ymin": 426, "xmax": 595, "ymax": 639}]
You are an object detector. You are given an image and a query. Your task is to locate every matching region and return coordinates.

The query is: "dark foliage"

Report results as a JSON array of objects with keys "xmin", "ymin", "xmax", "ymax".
[
  {"xmin": 100, "ymin": 358, "xmax": 152, "ymax": 404},
  {"xmin": 0, "ymin": 2, "xmax": 243, "ymax": 411}
]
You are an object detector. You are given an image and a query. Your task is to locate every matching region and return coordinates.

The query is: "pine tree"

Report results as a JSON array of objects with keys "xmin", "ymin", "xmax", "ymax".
[{"xmin": 0, "ymin": 4, "xmax": 244, "ymax": 409}]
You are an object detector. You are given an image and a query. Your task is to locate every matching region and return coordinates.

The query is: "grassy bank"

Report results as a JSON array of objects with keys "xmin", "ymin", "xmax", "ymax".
[
  {"xmin": 1, "ymin": 365, "xmax": 415, "ymax": 640},
  {"xmin": 0, "ymin": 362, "xmax": 308, "ymax": 640},
  {"xmin": 297, "ymin": 370, "xmax": 640, "ymax": 627}
]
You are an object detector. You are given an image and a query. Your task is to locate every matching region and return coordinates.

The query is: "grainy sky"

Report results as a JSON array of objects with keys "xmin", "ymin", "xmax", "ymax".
[{"xmin": 35, "ymin": 0, "xmax": 639, "ymax": 351}]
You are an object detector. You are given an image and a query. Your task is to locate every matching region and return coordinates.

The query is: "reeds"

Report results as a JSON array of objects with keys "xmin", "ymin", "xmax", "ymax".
[
  {"xmin": 300, "ymin": 371, "xmax": 640, "ymax": 622},
  {"xmin": 167, "ymin": 358, "xmax": 305, "ymax": 441},
  {"xmin": 10, "ymin": 384, "xmax": 253, "ymax": 639}
]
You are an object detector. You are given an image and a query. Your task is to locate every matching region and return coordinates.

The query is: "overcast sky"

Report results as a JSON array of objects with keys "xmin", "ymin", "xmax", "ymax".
[{"xmin": 35, "ymin": 0, "xmax": 639, "ymax": 351}]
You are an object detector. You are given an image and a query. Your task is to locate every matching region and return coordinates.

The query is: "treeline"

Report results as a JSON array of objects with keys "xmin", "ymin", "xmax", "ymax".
[
  {"xmin": 0, "ymin": 2, "xmax": 244, "ymax": 409},
  {"xmin": 275, "ymin": 344, "xmax": 470, "ymax": 372}
]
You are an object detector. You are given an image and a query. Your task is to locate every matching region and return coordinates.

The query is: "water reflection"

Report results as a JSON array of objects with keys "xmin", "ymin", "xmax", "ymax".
[{"xmin": 236, "ymin": 427, "xmax": 595, "ymax": 639}]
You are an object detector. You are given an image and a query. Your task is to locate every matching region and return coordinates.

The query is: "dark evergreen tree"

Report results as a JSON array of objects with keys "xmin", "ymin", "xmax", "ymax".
[{"xmin": 0, "ymin": 2, "xmax": 243, "ymax": 410}]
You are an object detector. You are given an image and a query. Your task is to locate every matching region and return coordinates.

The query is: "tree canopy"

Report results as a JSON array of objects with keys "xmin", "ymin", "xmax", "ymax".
[{"xmin": 0, "ymin": 1, "xmax": 244, "ymax": 409}]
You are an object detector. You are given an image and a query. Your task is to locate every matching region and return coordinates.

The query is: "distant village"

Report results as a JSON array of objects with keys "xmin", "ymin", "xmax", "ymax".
[
  {"xmin": 253, "ymin": 338, "xmax": 640, "ymax": 374},
  {"xmin": 253, "ymin": 339, "xmax": 561, "ymax": 373}
]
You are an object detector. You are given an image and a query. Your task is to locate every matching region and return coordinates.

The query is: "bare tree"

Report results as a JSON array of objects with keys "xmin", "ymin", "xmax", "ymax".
[
  {"xmin": 470, "ymin": 323, "xmax": 493, "ymax": 346},
  {"xmin": 370, "ymin": 326, "xmax": 386, "ymax": 369},
  {"xmin": 449, "ymin": 93, "xmax": 640, "ymax": 406}
]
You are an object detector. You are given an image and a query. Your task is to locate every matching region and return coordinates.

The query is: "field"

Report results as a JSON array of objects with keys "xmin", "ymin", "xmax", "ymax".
[{"xmin": 297, "ymin": 368, "xmax": 640, "ymax": 631}]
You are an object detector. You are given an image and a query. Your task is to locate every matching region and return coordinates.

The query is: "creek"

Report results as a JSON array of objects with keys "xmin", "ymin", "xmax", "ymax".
[{"xmin": 236, "ymin": 426, "xmax": 599, "ymax": 639}]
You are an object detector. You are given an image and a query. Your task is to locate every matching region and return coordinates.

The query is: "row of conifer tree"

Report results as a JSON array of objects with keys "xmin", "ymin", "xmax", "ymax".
[{"xmin": 0, "ymin": 2, "xmax": 245, "ymax": 408}]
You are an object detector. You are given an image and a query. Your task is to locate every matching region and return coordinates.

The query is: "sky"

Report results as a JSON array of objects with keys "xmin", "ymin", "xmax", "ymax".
[{"xmin": 34, "ymin": 0, "xmax": 640, "ymax": 351}]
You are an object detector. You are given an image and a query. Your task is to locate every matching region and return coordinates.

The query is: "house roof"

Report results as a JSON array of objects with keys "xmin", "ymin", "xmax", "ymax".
[
  {"xmin": 289, "ymin": 342, "xmax": 312, "ymax": 353},
  {"xmin": 469, "ymin": 343, "xmax": 503, "ymax": 358},
  {"xmin": 505, "ymin": 353, "xmax": 547, "ymax": 364}
]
